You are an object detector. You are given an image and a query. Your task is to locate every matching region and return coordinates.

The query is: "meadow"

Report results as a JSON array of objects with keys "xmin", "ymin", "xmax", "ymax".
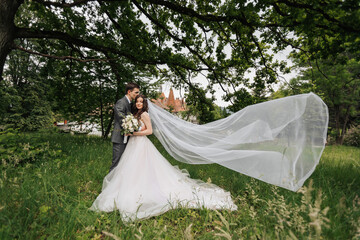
[{"xmin": 0, "ymin": 130, "xmax": 359, "ymax": 239}]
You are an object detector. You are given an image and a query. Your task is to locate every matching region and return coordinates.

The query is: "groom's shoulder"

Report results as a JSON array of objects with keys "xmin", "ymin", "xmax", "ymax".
[{"xmin": 116, "ymin": 96, "xmax": 127, "ymax": 105}]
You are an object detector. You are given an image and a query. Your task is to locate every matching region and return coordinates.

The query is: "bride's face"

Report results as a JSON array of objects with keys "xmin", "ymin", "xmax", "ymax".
[{"xmin": 136, "ymin": 97, "xmax": 144, "ymax": 110}]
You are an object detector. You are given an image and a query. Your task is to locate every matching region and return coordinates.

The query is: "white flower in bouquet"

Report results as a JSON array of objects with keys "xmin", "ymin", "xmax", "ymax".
[{"xmin": 121, "ymin": 114, "xmax": 140, "ymax": 143}]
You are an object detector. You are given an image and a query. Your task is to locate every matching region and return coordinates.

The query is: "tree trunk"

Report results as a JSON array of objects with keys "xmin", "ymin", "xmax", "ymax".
[
  {"xmin": 334, "ymin": 104, "xmax": 352, "ymax": 145},
  {"xmin": 334, "ymin": 105, "xmax": 342, "ymax": 144},
  {"xmin": 0, "ymin": 0, "xmax": 23, "ymax": 81},
  {"xmin": 338, "ymin": 105, "xmax": 351, "ymax": 145},
  {"xmin": 99, "ymin": 80, "xmax": 104, "ymax": 137},
  {"xmin": 104, "ymin": 113, "xmax": 114, "ymax": 139}
]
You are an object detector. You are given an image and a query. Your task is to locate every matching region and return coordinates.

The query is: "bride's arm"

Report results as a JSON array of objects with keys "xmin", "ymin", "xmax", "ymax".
[{"xmin": 133, "ymin": 112, "xmax": 152, "ymax": 136}]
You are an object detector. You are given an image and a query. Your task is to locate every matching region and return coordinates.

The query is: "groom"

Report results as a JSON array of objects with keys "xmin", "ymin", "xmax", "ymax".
[{"xmin": 109, "ymin": 82, "xmax": 140, "ymax": 172}]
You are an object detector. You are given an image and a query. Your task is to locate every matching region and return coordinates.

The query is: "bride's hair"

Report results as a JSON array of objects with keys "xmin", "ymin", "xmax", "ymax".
[{"xmin": 132, "ymin": 94, "xmax": 149, "ymax": 120}]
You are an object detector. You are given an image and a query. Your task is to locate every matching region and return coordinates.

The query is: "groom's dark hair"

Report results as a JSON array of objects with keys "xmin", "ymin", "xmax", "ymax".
[{"xmin": 125, "ymin": 82, "xmax": 140, "ymax": 94}]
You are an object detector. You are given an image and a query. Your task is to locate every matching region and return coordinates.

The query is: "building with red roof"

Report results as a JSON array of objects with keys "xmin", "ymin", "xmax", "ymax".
[{"xmin": 152, "ymin": 88, "xmax": 187, "ymax": 113}]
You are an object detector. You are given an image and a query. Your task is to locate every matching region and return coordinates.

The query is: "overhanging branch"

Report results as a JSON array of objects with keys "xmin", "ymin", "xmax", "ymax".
[
  {"xmin": 132, "ymin": 0, "xmax": 229, "ymax": 93},
  {"xmin": 14, "ymin": 27, "xmax": 207, "ymax": 71},
  {"xmin": 142, "ymin": 0, "xmax": 252, "ymax": 27},
  {"xmin": 13, "ymin": 44, "xmax": 115, "ymax": 62},
  {"xmin": 32, "ymin": 0, "xmax": 120, "ymax": 8}
]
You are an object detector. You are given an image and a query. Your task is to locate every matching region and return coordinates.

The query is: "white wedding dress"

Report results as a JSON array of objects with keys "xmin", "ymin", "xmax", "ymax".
[{"xmin": 90, "ymin": 120, "xmax": 237, "ymax": 221}]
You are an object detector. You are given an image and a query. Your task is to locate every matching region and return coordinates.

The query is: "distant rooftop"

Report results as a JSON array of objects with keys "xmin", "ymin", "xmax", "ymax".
[{"xmin": 151, "ymin": 88, "xmax": 187, "ymax": 112}]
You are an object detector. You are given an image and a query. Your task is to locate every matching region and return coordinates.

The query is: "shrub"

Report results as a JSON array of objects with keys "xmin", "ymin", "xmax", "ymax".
[
  {"xmin": 0, "ymin": 128, "xmax": 63, "ymax": 167},
  {"xmin": 343, "ymin": 125, "xmax": 360, "ymax": 147},
  {"xmin": 0, "ymin": 80, "xmax": 53, "ymax": 132}
]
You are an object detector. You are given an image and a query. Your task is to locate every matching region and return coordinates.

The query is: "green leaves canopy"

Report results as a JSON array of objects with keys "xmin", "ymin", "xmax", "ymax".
[
  {"xmin": 4, "ymin": 0, "xmax": 357, "ymax": 97},
  {"xmin": 0, "ymin": 0, "xmax": 359, "ymax": 130}
]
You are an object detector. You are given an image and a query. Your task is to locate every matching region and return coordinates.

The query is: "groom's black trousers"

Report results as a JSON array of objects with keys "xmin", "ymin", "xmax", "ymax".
[{"xmin": 109, "ymin": 143, "xmax": 126, "ymax": 172}]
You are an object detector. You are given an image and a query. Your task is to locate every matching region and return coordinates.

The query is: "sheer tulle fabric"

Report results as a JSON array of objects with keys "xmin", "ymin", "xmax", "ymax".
[
  {"xmin": 148, "ymin": 93, "xmax": 328, "ymax": 191},
  {"xmin": 90, "ymin": 134, "xmax": 237, "ymax": 221}
]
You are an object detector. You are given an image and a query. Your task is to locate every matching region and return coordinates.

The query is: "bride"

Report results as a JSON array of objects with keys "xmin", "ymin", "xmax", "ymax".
[
  {"xmin": 91, "ymin": 90, "xmax": 328, "ymax": 221},
  {"xmin": 90, "ymin": 95, "xmax": 238, "ymax": 221}
]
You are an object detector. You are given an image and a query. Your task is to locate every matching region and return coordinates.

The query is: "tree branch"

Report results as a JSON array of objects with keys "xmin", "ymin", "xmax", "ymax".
[
  {"xmin": 315, "ymin": 58, "xmax": 330, "ymax": 80},
  {"xmin": 142, "ymin": 0, "xmax": 252, "ymax": 27},
  {"xmin": 275, "ymin": 0, "xmax": 360, "ymax": 33},
  {"xmin": 14, "ymin": 27, "xmax": 206, "ymax": 71},
  {"xmin": 97, "ymin": 1, "xmax": 131, "ymax": 41},
  {"xmin": 12, "ymin": 44, "xmax": 115, "ymax": 62},
  {"xmin": 132, "ymin": 0, "xmax": 229, "ymax": 93},
  {"xmin": 32, "ymin": 0, "xmax": 120, "ymax": 8},
  {"xmin": 271, "ymin": 2, "xmax": 290, "ymax": 17}
]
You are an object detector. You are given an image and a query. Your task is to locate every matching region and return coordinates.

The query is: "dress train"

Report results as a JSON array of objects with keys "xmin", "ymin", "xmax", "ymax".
[{"xmin": 90, "ymin": 135, "xmax": 237, "ymax": 221}]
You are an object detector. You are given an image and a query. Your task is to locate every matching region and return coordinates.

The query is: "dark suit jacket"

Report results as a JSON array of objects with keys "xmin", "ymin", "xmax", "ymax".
[{"xmin": 111, "ymin": 96, "xmax": 132, "ymax": 143}]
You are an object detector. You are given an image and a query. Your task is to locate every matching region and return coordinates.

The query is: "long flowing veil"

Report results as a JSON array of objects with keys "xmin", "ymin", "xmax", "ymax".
[{"xmin": 148, "ymin": 93, "xmax": 328, "ymax": 191}]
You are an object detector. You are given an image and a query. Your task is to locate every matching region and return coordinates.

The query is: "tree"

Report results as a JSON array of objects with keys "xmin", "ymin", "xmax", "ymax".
[
  {"xmin": 1, "ymin": 0, "xmax": 359, "ymax": 104},
  {"xmin": 0, "ymin": 40, "xmax": 53, "ymax": 130},
  {"xmin": 273, "ymin": 52, "xmax": 360, "ymax": 144},
  {"xmin": 183, "ymin": 86, "xmax": 215, "ymax": 124}
]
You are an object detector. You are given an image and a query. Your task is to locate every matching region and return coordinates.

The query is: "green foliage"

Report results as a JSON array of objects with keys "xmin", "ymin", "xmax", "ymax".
[
  {"xmin": 273, "ymin": 52, "xmax": 360, "ymax": 144},
  {"xmin": 1, "ymin": 0, "xmax": 359, "ymax": 133},
  {"xmin": 1, "ymin": 41, "xmax": 53, "ymax": 131},
  {"xmin": 212, "ymin": 105, "xmax": 230, "ymax": 120},
  {"xmin": 0, "ymin": 128, "xmax": 62, "ymax": 167},
  {"xmin": 343, "ymin": 125, "xmax": 360, "ymax": 147},
  {"xmin": 223, "ymin": 88, "xmax": 269, "ymax": 112},
  {"xmin": 4, "ymin": 0, "xmax": 358, "ymax": 112},
  {"xmin": 180, "ymin": 92, "xmax": 229, "ymax": 123},
  {"xmin": 0, "ymin": 77, "xmax": 53, "ymax": 132},
  {"xmin": 271, "ymin": 77, "xmax": 315, "ymax": 99},
  {"xmin": 184, "ymin": 87, "xmax": 215, "ymax": 124}
]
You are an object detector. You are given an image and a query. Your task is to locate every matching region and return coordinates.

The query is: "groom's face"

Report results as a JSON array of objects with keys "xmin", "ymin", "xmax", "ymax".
[{"xmin": 128, "ymin": 88, "xmax": 140, "ymax": 101}]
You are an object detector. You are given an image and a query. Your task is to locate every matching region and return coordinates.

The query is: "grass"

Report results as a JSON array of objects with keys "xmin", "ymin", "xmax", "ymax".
[{"xmin": 0, "ymin": 130, "xmax": 359, "ymax": 239}]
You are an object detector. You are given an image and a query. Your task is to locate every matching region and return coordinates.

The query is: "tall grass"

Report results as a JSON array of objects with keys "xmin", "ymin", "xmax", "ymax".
[{"xmin": 0, "ymin": 131, "xmax": 359, "ymax": 239}]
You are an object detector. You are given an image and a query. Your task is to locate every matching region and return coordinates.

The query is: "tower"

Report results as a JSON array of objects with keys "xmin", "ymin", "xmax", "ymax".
[{"xmin": 168, "ymin": 88, "xmax": 175, "ymax": 108}]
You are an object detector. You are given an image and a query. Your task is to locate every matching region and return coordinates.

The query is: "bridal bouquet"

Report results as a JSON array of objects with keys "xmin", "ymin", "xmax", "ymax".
[{"xmin": 121, "ymin": 114, "xmax": 140, "ymax": 143}]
